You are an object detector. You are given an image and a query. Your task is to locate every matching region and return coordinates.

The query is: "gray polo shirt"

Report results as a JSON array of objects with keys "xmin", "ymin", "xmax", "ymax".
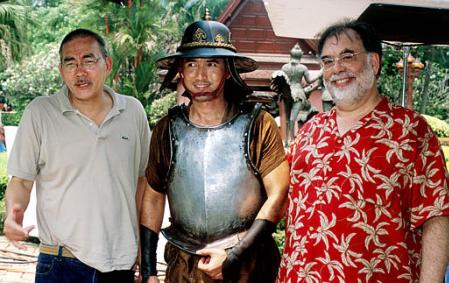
[{"xmin": 7, "ymin": 86, "xmax": 150, "ymax": 272}]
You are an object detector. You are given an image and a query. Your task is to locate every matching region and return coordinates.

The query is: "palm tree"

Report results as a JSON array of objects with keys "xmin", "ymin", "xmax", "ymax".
[
  {"xmin": 82, "ymin": 0, "xmax": 179, "ymax": 105},
  {"xmin": 0, "ymin": 0, "xmax": 30, "ymax": 69}
]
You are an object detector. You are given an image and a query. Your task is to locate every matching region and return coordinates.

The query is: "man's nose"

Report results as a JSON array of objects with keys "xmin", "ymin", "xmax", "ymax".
[
  {"xmin": 74, "ymin": 65, "xmax": 88, "ymax": 76},
  {"xmin": 196, "ymin": 65, "xmax": 208, "ymax": 79}
]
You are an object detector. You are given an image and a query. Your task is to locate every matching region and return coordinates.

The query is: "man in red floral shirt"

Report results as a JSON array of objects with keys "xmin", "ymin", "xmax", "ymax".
[{"xmin": 277, "ymin": 20, "xmax": 449, "ymax": 283}]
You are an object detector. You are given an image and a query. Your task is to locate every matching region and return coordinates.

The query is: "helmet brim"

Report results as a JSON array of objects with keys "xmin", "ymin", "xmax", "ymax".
[{"xmin": 157, "ymin": 47, "xmax": 258, "ymax": 73}]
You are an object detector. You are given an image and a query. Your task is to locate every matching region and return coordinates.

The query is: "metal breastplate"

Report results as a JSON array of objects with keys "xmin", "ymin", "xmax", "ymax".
[{"xmin": 162, "ymin": 107, "xmax": 263, "ymax": 253}]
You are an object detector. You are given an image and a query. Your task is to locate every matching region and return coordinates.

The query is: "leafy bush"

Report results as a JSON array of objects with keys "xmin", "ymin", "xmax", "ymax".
[
  {"xmin": 147, "ymin": 91, "xmax": 177, "ymax": 128},
  {"xmin": 423, "ymin": 115, "xmax": 449, "ymax": 138},
  {"xmin": 0, "ymin": 152, "xmax": 7, "ymax": 199},
  {"xmin": 0, "ymin": 44, "xmax": 62, "ymax": 126},
  {"xmin": 274, "ymin": 218, "xmax": 285, "ymax": 252},
  {"xmin": 0, "ymin": 175, "xmax": 7, "ymax": 207}
]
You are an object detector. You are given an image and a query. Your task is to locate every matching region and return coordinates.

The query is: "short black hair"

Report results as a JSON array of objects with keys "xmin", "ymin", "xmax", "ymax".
[
  {"xmin": 59, "ymin": 28, "xmax": 108, "ymax": 61},
  {"xmin": 317, "ymin": 19, "xmax": 382, "ymax": 75}
]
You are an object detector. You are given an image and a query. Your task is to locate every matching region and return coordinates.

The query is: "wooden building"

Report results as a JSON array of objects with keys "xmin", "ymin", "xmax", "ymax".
[{"xmin": 217, "ymin": 0, "xmax": 321, "ymax": 90}]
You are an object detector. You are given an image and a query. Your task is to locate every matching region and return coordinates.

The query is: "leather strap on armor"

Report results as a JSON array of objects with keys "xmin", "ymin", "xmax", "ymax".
[
  {"xmin": 140, "ymin": 225, "xmax": 159, "ymax": 282},
  {"xmin": 222, "ymin": 219, "xmax": 276, "ymax": 281}
]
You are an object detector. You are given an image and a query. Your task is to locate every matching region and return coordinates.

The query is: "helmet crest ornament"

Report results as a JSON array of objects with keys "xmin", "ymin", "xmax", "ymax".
[
  {"xmin": 215, "ymin": 33, "xmax": 225, "ymax": 44},
  {"xmin": 193, "ymin": 28, "xmax": 207, "ymax": 43},
  {"xmin": 203, "ymin": 8, "xmax": 212, "ymax": 21}
]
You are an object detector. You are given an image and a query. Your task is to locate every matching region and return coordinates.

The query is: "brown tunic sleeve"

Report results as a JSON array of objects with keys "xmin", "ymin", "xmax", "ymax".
[
  {"xmin": 145, "ymin": 115, "xmax": 171, "ymax": 193},
  {"xmin": 249, "ymin": 110, "xmax": 286, "ymax": 178}
]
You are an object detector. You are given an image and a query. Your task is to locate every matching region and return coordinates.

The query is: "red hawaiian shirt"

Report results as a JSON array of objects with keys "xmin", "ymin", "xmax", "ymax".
[{"xmin": 277, "ymin": 98, "xmax": 449, "ymax": 283}]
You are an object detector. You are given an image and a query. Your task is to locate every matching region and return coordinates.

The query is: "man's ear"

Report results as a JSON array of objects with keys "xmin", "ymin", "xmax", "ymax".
[
  {"xmin": 371, "ymin": 53, "xmax": 381, "ymax": 76},
  {"xmin": 105, "ymin": 56, "xmax": 113, "ymax": 73}
]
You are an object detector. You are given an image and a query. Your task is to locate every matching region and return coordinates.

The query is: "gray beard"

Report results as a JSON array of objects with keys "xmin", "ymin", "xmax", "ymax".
[{"xmin": 324, "ymin": 57, "xmax": 376, "ymax": 107}]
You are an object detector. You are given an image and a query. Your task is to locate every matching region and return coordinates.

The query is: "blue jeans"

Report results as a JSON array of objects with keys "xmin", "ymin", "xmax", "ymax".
[
  {"xmin": 445, "ymin": 265, "xmax": 449, "ymax": 283},
  {"xmin": 35, "ymin": 253, "xmax": 134, "ymax": 283}
]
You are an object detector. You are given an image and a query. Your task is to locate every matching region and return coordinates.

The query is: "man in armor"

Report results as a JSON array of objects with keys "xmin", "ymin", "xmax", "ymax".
[{"xmin": 140, "ymin": 12, "xmax": 289, "ymax": 283}]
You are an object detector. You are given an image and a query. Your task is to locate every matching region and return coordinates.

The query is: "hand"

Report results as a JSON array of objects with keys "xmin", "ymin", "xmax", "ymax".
[
  {"xmin": 3, "ymin": 205, "xmax": 34, "ymax": 250},
  {"xmin": 196, "ymin": 248, "xmax": 227, "ymax": 280}
]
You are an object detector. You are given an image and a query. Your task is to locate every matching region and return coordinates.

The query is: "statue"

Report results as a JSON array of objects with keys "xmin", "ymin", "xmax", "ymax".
[
  {"xmin": 271, "ymin": 43, "xmax": 320, "ymax": 146},
  {"xmin": 318, "ymin": 74, "xmax": 335, "ymax": 112}
]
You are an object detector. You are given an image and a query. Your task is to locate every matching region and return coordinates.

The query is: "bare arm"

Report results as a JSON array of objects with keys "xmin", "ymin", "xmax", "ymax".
[
  {"xmin": 135, "ymin": 176, "xmax": 147, "ymax": 221},
  {"xmin": 419, "ymin": 216, "xmax": 449, "ymax": 283},
  {"xmin": 140, "ymin": 185, "xmax": 165, "ymax": 232},
  {"xmin": 256, "ymin": 160, "xmax": 289, "ymax": 222},
  {"xmin": 3, "ymin": 176, "xmax": 35, "ymax": 249}
]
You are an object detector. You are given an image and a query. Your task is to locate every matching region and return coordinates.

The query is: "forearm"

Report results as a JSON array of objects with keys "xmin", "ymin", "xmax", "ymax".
[
  {"xmin": 255, "ymin": 194, "xmax": 286, "ymax": 223},
  {"xmin": 256, "ymin": 160, "xmax": 289, "ymax": 223},
  {"xmin": 419, "ymin": 216, "xmax": 449, "ymax": 283},
  {"xmin": 135, "ymin": 176, "xmax": 147, "ymax": 221},
  {"xmin": 5, "ymin": 177, "xmax": 33, "ymax": 216},
  {"xmin": 140, "ymin": 186, "xmax": 165, "ymax": 231}
]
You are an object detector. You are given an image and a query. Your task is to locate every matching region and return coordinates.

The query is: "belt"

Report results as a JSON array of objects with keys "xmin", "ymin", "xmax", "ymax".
[
  {"xmin": 163, "ymin": 227, "xmax": 248, "ymax": 254},
  {"xmin": 39, "ymin": 244, "xmax": 76, "ymax": 258},
  {"xmin": 202, "ymin": 230, "xmax": 248, "ymax": 250}
]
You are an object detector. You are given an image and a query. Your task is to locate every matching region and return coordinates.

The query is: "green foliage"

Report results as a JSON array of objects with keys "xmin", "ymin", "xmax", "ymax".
[
  {"xmin": 274, "ymin": 218, "xmax": 285, "ymax": 252},
  {"xmin": 147, "ymin": 91, "xmax": 176, "ymax": 128},
  {"xmin": 0, "ymin": 44, "xmax": 62, "ymax": 125},
  {"xmin": 378, "ymin": 47, "xmax": 403, "ymax": 105},
  {"xmin": 0, "ymin": 152, "xmax": 8, "ymax": 229},
  {"xmin": 379, "ymin": 45, "xmax": 449, "ymax": 123},
  {"xmin": 0, "ymin": 174, "xmax": 6, "ymax": 201},
  {"xmin": 0, "ymin": 0, "xmax": 32, "ymax": 70},
  {"xmin": 423, "ymin": 115, "xmax": 449, "ymax": 138},
  {"xmin": 28, "ymin": 1, "xmax": 92, "ymax": 53},
  {"xmin": 173, "ymin": 0, "xmax": 229, "ymax": 24}
]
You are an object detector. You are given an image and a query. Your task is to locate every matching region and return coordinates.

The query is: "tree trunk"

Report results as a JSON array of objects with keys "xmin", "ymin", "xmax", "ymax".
[{"xmin": 104, "ymin": 15, "xmax": 110, "ymax": 34}]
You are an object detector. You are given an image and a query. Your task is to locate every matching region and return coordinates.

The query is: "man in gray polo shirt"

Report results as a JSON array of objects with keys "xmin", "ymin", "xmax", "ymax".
[{"xmin": 3, "ymin": 28, "xmax": 150, "ymax": 283}]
